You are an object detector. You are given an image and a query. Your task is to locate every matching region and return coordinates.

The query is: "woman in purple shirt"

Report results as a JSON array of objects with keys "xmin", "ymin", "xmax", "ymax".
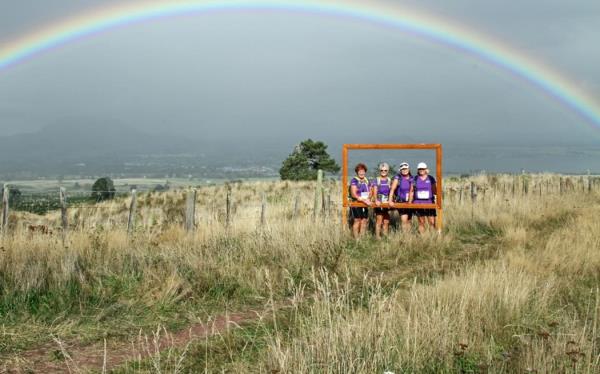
[
  {"xmin": 349, "ymin": 163, "xmax": 372, "ymax": 238},
  {"xmin": 389, "ymin": 162, "xmax": 414, "ymax": 232},
  {"xmin": 413, "ymin": 162, "xmax": 437, "ymax": 233},
  {"xmin": 371, "ymin": 162, "xmax": 392, "ymax": 239}
]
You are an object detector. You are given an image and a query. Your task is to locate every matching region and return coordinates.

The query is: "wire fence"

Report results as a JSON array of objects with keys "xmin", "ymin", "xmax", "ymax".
[{"xmin": 1, "ymin": 174, "xmax": 599, "ymax": 239}]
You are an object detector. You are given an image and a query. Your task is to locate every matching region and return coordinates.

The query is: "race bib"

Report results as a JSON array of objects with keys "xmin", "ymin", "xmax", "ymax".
[
  {"xmin": 360, "ymin": 191, "xmax": 370, "ymax": 199},
  {"xmin": 417, "ymin": 190, "xmax": 430, "ymax": 200}
]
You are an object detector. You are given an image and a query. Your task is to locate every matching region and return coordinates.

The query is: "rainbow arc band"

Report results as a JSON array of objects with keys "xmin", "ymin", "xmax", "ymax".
[
  {"xmin": 0, "ymin": 1, "xmax": 599, "ymax": 130},
  {"xmin": 342, "ymin": 143, "xmax": 443, "ymax": 232}
]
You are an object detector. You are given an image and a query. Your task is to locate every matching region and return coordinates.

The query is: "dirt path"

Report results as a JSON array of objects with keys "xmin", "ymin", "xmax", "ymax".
[{"xmin": 3, "ymin": 309, "xmax": 263, "ymax": 373}]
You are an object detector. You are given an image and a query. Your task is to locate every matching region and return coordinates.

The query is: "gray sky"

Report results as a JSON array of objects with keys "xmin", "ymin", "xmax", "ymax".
[{"xmin": 1, "ymin": 0, "xmax": 599, "ymax": 148}]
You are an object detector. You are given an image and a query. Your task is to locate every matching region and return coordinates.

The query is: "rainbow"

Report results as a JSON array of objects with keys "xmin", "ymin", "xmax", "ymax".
[{"xmin": 1, "ymin": 0, "xmax": 599, "ymax": 129}]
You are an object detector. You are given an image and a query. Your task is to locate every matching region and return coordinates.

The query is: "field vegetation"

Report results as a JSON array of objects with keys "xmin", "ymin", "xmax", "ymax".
[{"xmin": 1, "ymin": 174, "xmax": 599, "ymax": 373}]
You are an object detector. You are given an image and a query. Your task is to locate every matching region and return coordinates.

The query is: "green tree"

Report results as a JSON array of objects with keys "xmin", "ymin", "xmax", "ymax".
[
  {"xmin": 279, "ymin": 139, "xmax": 340, "ymax": 180},
  {"xmin": 91, "ymin": 177, "xmax": 116, "ymax": 201}
]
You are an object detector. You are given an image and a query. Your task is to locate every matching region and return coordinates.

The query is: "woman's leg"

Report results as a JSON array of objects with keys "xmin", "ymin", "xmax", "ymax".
[
  {"xmin": 427, "ymin": 215, "xmax": 436, "ymax": 230},
  {"xmin": 360, "ymin": 218, "xmax": 369, "ymax": 236},
  {"xmin": 400, "ymin": 214, "xmax": 411, "ymax": 232},
  {"xmin": 351, "ymin": 211, "xmax": 361, "ymax": 238},
  {"xmin": 352, "ymin": 220, "xmax": 360, "ymax": 238},
  {"xmin": 417, "ymin": 215, "xmax": 427, "ymax": 234},
  {"xmin": 382, "ymin": 211, "xmax": 390, "ymax": 236},
  {"xmin": 375, "ymin": 213, "xmax": 383, "ymax": 238}
]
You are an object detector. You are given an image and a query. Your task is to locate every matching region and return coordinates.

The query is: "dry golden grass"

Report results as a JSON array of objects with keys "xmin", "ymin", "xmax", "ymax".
[{"xmin": 1, "ymin": 174, "xmax": 599, "ymax": 373}]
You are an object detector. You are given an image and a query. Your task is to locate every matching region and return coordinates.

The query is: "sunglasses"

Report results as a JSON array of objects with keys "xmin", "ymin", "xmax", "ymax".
[{"xmin": 380, "ymin": 169, "xmax": 388, "ymax": 172}]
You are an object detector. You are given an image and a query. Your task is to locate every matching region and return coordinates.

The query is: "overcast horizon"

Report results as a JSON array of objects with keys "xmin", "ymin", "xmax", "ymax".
[{"xmin": 1, "ymin": 0, "xmax": 599, "ymax": 172}]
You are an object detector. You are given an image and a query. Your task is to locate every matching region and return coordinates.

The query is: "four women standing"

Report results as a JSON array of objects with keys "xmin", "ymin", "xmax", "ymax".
[{"xmin": 349, "ymin": 161, "xmax": 438, "ymax": 237}]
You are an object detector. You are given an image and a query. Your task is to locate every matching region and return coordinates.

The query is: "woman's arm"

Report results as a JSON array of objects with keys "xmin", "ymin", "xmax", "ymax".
[
  {"xmin": 350, "ymin": 185, "xmax": 360, "ymax": 200},
  {"xmin": 388, "ymin": 178, "xmax": 398, "ymax": 207}
]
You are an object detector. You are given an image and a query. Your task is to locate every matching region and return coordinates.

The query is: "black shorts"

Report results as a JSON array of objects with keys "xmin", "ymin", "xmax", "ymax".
[
  {"xmin": 350, "ymin": 207, "xmax": 369, "ymax": 219},
  {"xmin": 374, "ymin": 208, "xmax": 390, "ymax": 216},
  {"xmin": 414, "ymin": 208, "xmax": 437, "ymax": 217},
  {"xmin": 397, "ymin": 208, "xmax": 414, "ymax": 218}
]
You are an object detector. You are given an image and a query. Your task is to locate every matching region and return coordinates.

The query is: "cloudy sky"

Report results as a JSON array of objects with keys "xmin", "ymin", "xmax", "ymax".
[{"xmin": 0, "ymin": 0, "xmax": 599, "ymax": 150}]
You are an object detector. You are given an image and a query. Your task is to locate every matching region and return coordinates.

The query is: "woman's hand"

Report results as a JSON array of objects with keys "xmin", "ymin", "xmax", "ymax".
[{"xmin": 388, "ymin": 201, "xmax": 395, "ymax": 208}]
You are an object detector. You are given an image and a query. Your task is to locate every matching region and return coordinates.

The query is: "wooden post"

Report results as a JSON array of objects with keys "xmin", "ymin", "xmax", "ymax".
[
  {"xmin": 225, "ymin": 185, "xmax": 231, "ymax": 227},
  {"xmin": 459, "ymin": 185, "xmax": 463, "ymax": 204},
  {"xmin": 436, "ymin": 145, "xmax": 443, "ymax": 233},
  {"xmin": 314, "ymin": 169, "xmax": 323, "ymax": 220},
  {"xmin": 292, "ymin": 193, "xmax": 299, "ymax": 219},
  {"xmin": 321, "ymin": 186, "xmax": 326, "ymax": 214},
  {"xmin": 470, "ymin": 181, "xmax": 477, "ymax": 219},
  {"xmin": 127, "ymin": 189, "xmax": 137, "ymax": 237},
  {"xmin": 326, "ymin": 190, "xmax": 331, "ymax": 218},
  {"xmin": 59, "ymin": 187, "xmax": 68, "ymax": 243},
  {"xmin": 1, "ymin": 184, "xmax": 9, "ymax": 234},
  {"xmin": 260, "ymin": 192, "xmax": 267, "ymax": 225},
  {"xmin": 559, "ymin": 177, "xmax": 564, "ymax": 195},
  {"xmin": 185, "ymin": 189, "xmax": 196, "ymax": 232},
  {"xmin": 511, "ymin": 178, "xmax": 516, "ymax": 197},
  {"xmin": 341, "ymin": 147, "xmax": 348, "ymax": 228}
]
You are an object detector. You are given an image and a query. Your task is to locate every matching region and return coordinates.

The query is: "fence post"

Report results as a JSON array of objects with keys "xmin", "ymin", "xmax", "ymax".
[
  {"xmin": 59, "ymin": 187, "xmax": 68, "ymax": 243},
  {"xmin": 292, "ymin": 193, "xmax": 299, "ymax": 219},
  {"xmin": 225, "ymin": 185, "xmax": 231, "ymax": 227},
  {"xmin": 313, "ymin": 169, "xmax": 323, "ymax": 220},
  {"xmin": 511, "ymin": 178, "xmax": 516, "ymax": 197},
  {"xmin": 459, "ymin": 185, "xmax": 463, "ymax": 204},
  {"xmin": 470, "ymin": 181, "xmax": 477, "ymax": 219},
  {"xmin": 1, "ymin": 184, "xmax": 9, "ymax": 234},
  {"xmin": 127, "ymin": 189, "xmax": 137, "ymax": 237},
  {"xmin": 260, "ymin": 192, "xmax": 267, "ymax": 225},
  {"xmin": 321, "ymin": 186, "xmax": 327, "ymax": 215},
  {"xmin": 559, "ymin": 177, "xmax": 564, "ymax": 195},
  {"xmin": 185, "ymin": 189, "xmax": 196, "ymax": 232},
  {"xmin": 326, "ymin": 190, "xmax": 331, "ymax": 218}
]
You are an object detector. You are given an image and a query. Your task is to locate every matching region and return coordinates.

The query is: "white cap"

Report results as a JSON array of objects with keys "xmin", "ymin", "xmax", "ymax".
[
  {"xmin": 399, "ymin": 162, "xmax": 409, "ymax": 170},
  {"xmin": 417, "ymin": 162, "xmax": 428, "ymax": 169}
]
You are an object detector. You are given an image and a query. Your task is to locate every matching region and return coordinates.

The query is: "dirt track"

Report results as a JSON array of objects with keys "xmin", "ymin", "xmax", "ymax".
[{"xmin": 3, "ymin": 310, "xmax": 261, "ymax": 373}]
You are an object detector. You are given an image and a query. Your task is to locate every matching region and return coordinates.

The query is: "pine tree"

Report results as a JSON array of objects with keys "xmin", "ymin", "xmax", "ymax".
[{"xmin": 279, "ymin": 139, "xmax": 340, "ymax": 180}]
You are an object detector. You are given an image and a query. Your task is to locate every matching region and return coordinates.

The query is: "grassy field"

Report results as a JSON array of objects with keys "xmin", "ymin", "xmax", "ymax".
[{"xmin": 1, "ymin": 175, "xmax": 599, "ymax": 373}]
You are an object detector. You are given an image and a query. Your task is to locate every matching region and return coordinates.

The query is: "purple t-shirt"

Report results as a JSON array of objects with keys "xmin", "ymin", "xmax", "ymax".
[
  {"xmin": 350, "ymin": 177, "xmax": 370, "ymax": 199},
  {"xmin": 370, "ymin": 177, "xmax": 391, "ymax": 202},
  {"xmin": 393, "ymin": 174, "xmax": 414, "ymax": 202},
  {"xmin": 413, "ymin": 175, "xmax": 436, "ymax": 204}
]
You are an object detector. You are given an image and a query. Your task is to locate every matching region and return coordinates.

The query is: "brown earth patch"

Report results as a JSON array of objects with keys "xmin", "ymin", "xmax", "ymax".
[{"xmin": 2, "ymin": 309, "xmax": 262, "ymax": 373}]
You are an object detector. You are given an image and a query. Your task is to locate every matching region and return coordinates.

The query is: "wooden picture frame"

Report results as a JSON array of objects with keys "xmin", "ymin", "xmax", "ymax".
[{"xmin": 342, "ymin": 143, "xmax": 443, "ymax": 232}]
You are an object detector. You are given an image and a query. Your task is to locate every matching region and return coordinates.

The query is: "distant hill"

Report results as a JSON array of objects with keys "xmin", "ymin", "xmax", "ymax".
[{"xmin": 0, "ymin": 118, "xmax": 200, "ymax": 177}]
